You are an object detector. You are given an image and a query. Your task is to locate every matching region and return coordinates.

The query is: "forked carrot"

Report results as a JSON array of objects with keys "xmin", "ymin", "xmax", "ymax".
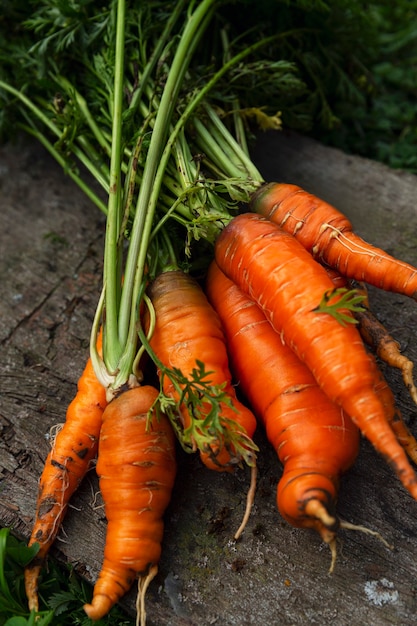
[
  {"xmin": 25, "ymin": 329, "xmax": 106, "ymax": 613},
  {"xmin": 250, "ymin": 182, "xmax": 417, "ymax": 299},
  {"xmin": 214, "ymin": 213, "xmax": 417, "ymax": 501},
  {"xmin": 83, "ymin": 385, "xmax": 176, "ymax": 623},
  {"xmin": 145, "ymin": 268, "xmax": 257, "ymax": 472}
]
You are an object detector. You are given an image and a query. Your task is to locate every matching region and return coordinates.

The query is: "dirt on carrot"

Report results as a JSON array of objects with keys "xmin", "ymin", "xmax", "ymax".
[{"xmin": 25, "ymin": 329, "xmax": 106, "ymax": 613}]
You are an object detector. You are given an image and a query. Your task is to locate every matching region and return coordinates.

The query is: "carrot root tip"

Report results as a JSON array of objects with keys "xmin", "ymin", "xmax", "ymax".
[
  {"xmin": 328, "ymin": 538, "xmax": 337, "ymax": 575},
  {"xmin": 24, "ymin": 564, "xmax": 42, "ymax": 613},
  {"xmin": 83, "ymin": 594, "xmax": 114, "ymax": 621},
  {"xmin": 304, "ymin": 498, "xmax": 337, "ymax": 532}
]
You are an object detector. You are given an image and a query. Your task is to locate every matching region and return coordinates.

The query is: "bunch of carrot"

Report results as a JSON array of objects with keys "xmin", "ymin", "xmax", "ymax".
[
  {"xmin": 24, "ymin": 178, "xmax": 417, "ymax": 623},
  {"xmin": 16, "ymin": 1, "xmax": 417, "ymax": 623},
  {"xmin": 206, "ymin": 196, "xmax": 417, "ymax": 564}
]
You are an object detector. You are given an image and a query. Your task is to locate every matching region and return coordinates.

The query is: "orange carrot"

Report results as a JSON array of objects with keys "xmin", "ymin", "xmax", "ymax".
[
  {"xmin": 250, "ymin": 182, "xmax": 417, "ymax": 299},
  {"xmin": 25, "ymin": 329, "xmax": 106, "ymax": 613},
  {"xmin": 214, "ymin": 213, "xmax": 417, "ymax": 500},
  {"xmin": 83, "ymin": 385, "xmax": 176, "ymax": 623},
  {"xmin": 146, "ymin": 268, "xmax": 257, "ymax": 472},
  {"xmin": 206, "ymin": 261, "xmax": 360, "ymax": 558},
  {"xmin": 371, "ymin": 359, "xmax": 417, "ymax": 466},
  {"xmin": 324, "ymin": 266, "xmax": 417, "ymax": 405},
  {"xmin": 353, "ymin": 281, "xmax": 417, "ymax": 406}
]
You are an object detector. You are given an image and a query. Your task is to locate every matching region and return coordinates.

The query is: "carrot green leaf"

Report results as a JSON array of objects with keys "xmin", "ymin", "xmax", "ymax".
[{"xmin": 313, "ymin": 287, "xmax": 366, "ymax": 326}]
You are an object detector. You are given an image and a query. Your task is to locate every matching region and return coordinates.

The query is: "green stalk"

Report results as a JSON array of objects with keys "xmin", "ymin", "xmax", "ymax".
[
  {"xmin": 75, "ymin": 134, "xmax": 111, "ymax": 191},
  {"xmin": 127, "ymin": 0, "xmax": 189, "ymax": 118},
  {"xmin": 102, "ymin": 0, "xmax": 126, "ymax": 373},
  {"xmin": 110, "ymin": 0, "xmax": 217, "ymax": 390},
  {"xmin": 0, "ymin": 80, "xmax": 110, "ymax": 205},
  {"xmin": 149, "ymin": 29, "xmax": 302, "ymax": 227},
  {"xmin": 55, "ymin": 76, "xmax": 112, "ymax": 157},
  {"xmin": 192, "ymin": 116, "xmax": 251, "ymax": 180},
  {"xmin": 19, "ymin": 123, "xmax": 108, "ymax": 214},
  {"xmin": 0, "ymin": 80, "xmax": 58, "ymax": 136},
  {"xmin": 205, "ymin": 103, "xmax": 262, "ymax": 179},
  {"xmin": 220, "ymin": 28, "xmax": 249, "ymax": 154}
]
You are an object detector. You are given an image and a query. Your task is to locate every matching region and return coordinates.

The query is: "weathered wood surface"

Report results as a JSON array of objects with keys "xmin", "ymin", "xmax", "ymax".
[{"xmin": 1, "ymin": 132, "xmax": 417, "ymax": 625}]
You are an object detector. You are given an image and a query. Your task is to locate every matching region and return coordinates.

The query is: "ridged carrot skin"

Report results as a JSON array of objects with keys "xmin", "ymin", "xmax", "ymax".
[
  {"xmin": 251, "ymin": 182, "xmax": 417, "ymax": 299},
  {"xmin": 25, "ymin": 330, "xmax": 106, "ymax": 612},
  {"xmin": 206, "ymin": 261, "xmax": 359, "ymax": 543},
  {"xmin": 147, "ymin": 269, "xmax": 257, "ymax": 471},
  {"xmin": 83, "ymin": 385, "xmax": 176, "ymax": 621},
  {"xmin": 214, "ymin": 213, "xmax": 417, "ymax": 499}
]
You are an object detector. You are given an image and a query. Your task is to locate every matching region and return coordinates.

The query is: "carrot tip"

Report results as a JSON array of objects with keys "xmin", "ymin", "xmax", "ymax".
[
  {"xmin": 328, "ymin": 538, "xmax": 337, "ymax": 575},
  {"xmin": 136, "ymin": 565, "xmax": 158, "ymax": 626},
  {"xmin": 83, "ymin": 595, "xmax": 114, "ymax": 621},
  {"xmin": 24, "ymin": 564, "xmax": 42, "ymax": 613}
]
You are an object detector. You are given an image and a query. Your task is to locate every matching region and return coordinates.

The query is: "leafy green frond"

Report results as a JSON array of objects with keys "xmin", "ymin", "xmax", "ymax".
[
  {"xmin": 156, "ymin": 360, "xmax": 258, "ymax": 468},
  {"xmin": 0, "ymin": 526, "xmax": 135, "ymax": 624},
  {"xmin": 24, "ymin": 0, "xmax": 112, "ymax": 56},
  {"xmin": 313, "ymin": 287, "xmax": 366, "ymax": 326}
]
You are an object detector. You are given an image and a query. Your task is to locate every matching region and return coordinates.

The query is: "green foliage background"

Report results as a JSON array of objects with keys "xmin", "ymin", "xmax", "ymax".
[
  {"xmin": 216, "ymin": 0, "xmax": 417, "ymax": 171},
  {"xmin": 1, "ymin": 0, "xmax": 417, "ymax": 171}
]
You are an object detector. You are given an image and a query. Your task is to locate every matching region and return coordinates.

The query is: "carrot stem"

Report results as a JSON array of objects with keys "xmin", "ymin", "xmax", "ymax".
[
  {"xmin": 18, "ymin": 122, "xmax": 108, "ymax": 214},
  {"xmin": 102, "ymin": 0, "xmax": 126, "ymax": 374},
  {"xmin": 109, "ymin": 0, "xmax": 218, "ymax": 391}
]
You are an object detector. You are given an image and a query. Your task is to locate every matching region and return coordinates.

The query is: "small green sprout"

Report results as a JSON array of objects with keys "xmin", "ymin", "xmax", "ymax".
[{"xmin": 313, "ymin": 287, "xmax": 366, "ymax": 326}]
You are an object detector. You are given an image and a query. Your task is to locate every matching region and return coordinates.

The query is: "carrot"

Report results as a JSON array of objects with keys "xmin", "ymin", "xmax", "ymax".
[
  {"xmin": 324, "ymin": 266, "xmax": 417, "ymax": 405},
  {"xmin": 145, "ymin": 268, "xmax": 257, "ymax": 472},
  {"xmin": 352, "ymin": 281, "xmax": 417, "ymax": 406},
  {"xmin": 25, "ymin": 329, "xmax": 106, "ymax": 613},
  {"xmin": 371, "ymin": 359, "xmax": 417, "ymax": 466},
  {"xmin": 250, "ymin": 182, "xmax": 417, "ymax": 300},
  {"xmin": 206, "ymin": 261, "xmax": 360, "ymax": 561},
  {"xmin": 83, "ymin": 385, "xmax": 176, "ymax": 623},
  {"xmin": 325, "ymin": 266, "xmax": 417, "ymax": 464},
  {"xmin": 214, "ymin": 213, "xmax": 417, "ymax": 501}
]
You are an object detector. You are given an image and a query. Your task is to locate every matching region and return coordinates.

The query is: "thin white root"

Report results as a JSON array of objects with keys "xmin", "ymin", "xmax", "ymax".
[
  {"xmin": 136, "ymin": 565, "xmax": 158, "ymax": 626},
  {"xmin": 46, "ymin": 423, "xmax": 64, "ymax": 448},
  {"xmin": 328, "ymin": 538, "xmax": 338, "ymax": 575},
  {"xmin": 339, "ymin": 519, "xmax": 393, "ymax": 550},
  {"xmin": 327, "ymin": 519, "xmax": 393, "ymax": 574},
  {"xmin": 303, "ymin": 497, "xmax": 393, "ymax": 574},
  {"xmin": 234, "ymin": 464, "xmax": 257, "ymax": 540}
]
